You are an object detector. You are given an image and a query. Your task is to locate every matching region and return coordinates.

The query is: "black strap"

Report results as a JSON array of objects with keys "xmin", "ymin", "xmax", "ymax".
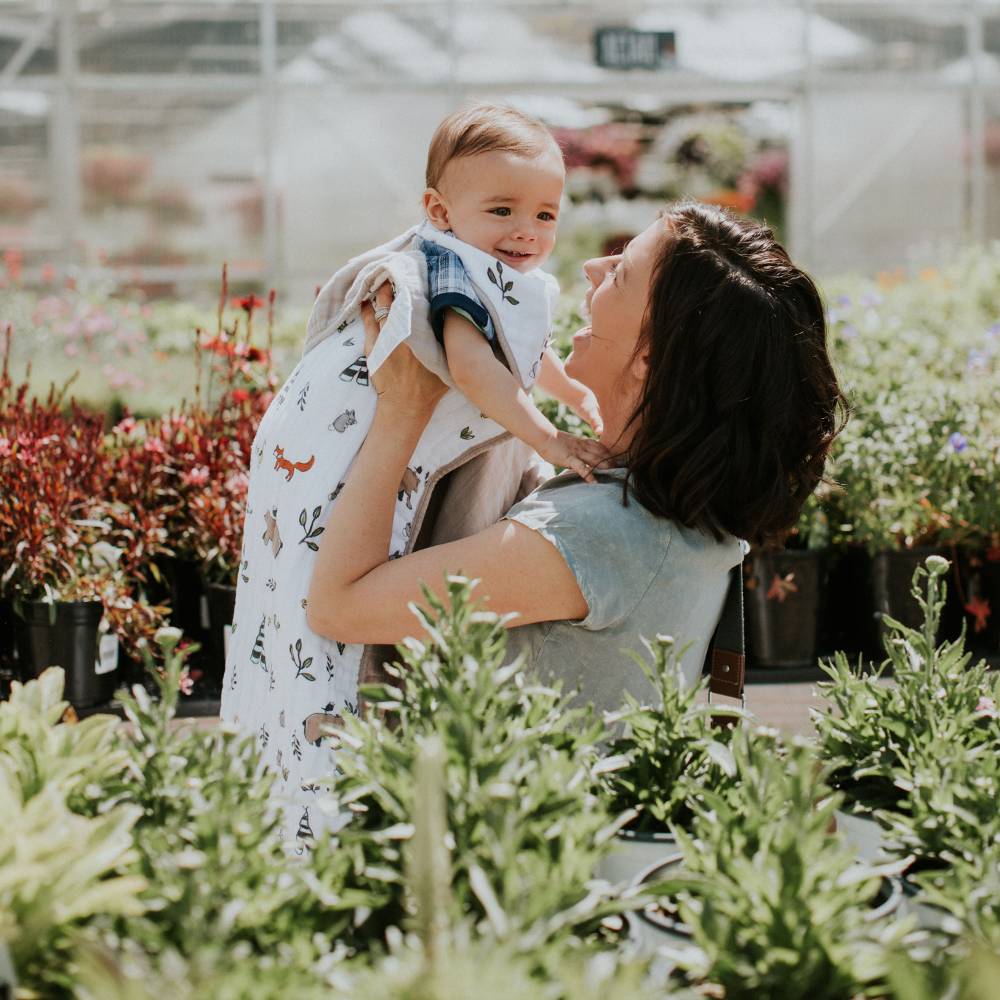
[{"xmin": 703, "ymin": 562, "xmax": 746, "ymax": 703}]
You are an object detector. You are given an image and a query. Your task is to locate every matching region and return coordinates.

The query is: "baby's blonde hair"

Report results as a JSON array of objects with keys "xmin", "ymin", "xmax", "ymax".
[{"xmin": 425, "ymin": 102, "xmax": 561, "ymax": 190}]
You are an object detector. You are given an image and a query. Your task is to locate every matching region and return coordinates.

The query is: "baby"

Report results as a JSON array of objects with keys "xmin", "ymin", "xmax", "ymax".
[{"xmin": 414, "ymin": 103, "xmax": 608, "ymax": 480}]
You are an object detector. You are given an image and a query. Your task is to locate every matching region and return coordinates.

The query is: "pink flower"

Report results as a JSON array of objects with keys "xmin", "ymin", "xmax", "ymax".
[
  {"xmin": 975, "ymin": 696, "xmax": 998, "ymax": 719},
  {"xmin": 114, "ymin": 417, "xmax": 137, "ymax": 436},
  {"xmin": 0, "ymin": 438, "xmax": 11, "ymax": 457},
  {"xmin": 143, "ymin": 437, "xmax": 166, "ymax": 455},
  {"xmin": 182, "ymin": 466, "xmax": 210, "ymax": 487},
  {"xmin": 179, "ymin": 670, "xmax": 194, "ymax": 696}
]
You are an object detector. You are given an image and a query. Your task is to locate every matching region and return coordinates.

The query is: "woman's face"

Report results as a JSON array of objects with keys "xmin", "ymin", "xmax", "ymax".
[{"xmin": 564, "ymin": 217, "xmax": 666, "ymax": 411}]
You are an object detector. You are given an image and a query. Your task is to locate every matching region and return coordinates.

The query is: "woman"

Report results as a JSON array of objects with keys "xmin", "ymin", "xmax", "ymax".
[{"xmin": 306, "ymin": 202, "xmax": 848, "ymax": 713}]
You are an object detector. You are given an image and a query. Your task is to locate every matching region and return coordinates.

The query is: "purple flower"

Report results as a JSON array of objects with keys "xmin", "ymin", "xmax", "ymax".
[
  {"xmin": 842, "ymin": 324, "xmax": 859, "ymax": 340},
  {"xmin": 835, "ymin": 294, "xmax": 852, "ymax": 308},
  {"xmin": 860, "ymin": 291, "xmax": 883, "ymax": 308},
  {"xmin": 949, "ymin": 432, "xmax": 968, "ymax": 453}
]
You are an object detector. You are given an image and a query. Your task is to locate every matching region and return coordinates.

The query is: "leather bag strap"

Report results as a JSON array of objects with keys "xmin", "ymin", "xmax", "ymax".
[{"xmin": 704, "ymin": 562, "xmax": 746, "ymax": 703}]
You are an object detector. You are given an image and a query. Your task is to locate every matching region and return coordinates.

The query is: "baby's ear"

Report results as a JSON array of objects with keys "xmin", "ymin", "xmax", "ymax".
[{"xmin": 422, "ymin": 188, "xmax": 451, "ymax": 231}]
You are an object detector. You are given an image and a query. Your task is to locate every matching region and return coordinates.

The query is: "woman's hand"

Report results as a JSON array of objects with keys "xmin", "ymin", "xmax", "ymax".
[{"xmin": 361, "ymin": 282, "xmax": 447, "ymax": 416}]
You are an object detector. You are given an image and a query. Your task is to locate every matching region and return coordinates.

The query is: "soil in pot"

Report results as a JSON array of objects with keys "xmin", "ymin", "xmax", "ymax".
[
  {"xmin": 16, "ymin": 600, "xmax": 120, "ymax": 709},
  {"xmin": 746, "ymin": 548, "xmax": 826, "ymax": 669},
  {"xmin": 204, "ymin": 581, "xmax": 236, "ymax": 692},
  {"xmin": 871, "ymin": 547, "xmax": 961, "ymax": 649}
]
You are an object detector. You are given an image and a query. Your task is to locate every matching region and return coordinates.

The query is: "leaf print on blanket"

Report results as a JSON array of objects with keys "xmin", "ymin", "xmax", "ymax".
[
  {"xmin": 487, "ymin": 259, "xmax": 519, "ymax": 305},
  {"xmin": 298, "ymin": 505, "xmax": 325, "ymax": 550},
  {"xmin": 290, "ymin": 637, "xmax": 315, "ymax": 681}
]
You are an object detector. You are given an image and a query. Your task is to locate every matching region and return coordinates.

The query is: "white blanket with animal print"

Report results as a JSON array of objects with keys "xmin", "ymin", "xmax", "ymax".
[{"xmin": 218, "ymin": 224, "xmax": 559, "ymax": 852}]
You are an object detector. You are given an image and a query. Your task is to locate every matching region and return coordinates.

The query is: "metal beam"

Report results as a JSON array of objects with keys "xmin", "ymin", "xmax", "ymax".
[
  {"xmin": 51, "ymin": 0, "xmax": 81, "ymax": 267},
  {"xmin": 0, "ymin": 10, "xmax": 54, "ymax": 87}
]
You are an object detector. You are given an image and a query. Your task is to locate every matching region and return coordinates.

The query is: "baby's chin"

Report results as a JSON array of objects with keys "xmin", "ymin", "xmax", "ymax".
[{"xmin": 491, "ymin": 247, "xmax": 549, "ymax": 273}]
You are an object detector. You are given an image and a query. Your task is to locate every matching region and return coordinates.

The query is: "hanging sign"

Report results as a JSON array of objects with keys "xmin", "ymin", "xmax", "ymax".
[{"xmin": 594, "ymin": 28, "xmax": 676, "ymax": 70}]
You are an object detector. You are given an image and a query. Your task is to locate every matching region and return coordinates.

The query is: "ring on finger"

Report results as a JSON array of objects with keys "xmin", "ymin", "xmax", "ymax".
[{"xmin": 373, "ymin": 304, "xmax": 390, "ymax": 326}]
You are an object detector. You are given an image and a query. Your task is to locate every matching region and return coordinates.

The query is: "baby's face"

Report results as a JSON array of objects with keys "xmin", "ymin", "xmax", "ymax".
[{"xmin": 430, "ymin": 148, "xmax": 565, "ymax": 273}]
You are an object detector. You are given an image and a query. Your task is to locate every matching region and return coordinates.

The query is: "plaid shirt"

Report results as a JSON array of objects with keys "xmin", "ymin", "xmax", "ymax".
[{"xmin": 418, "ymin": 236, "xmax": 496, "ymax": 344}]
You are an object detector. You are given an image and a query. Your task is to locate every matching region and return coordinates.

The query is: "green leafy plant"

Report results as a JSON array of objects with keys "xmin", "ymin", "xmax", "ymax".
[
  {"xmin": 318, "ymin": 576, "xmax": 626, "ymax": 954},
  {"xmin": 813, "ymin": 555, "xmax": 999, "ymax": 816},
  {"xmin": 645, "ymin": 730, "xmax": 906, "ymax": 1000},
  {"xmin": 0, "ymin": 668, "xmax": 146, "ymax": 996},
  {"xmin": 599, "ymin": 634, "xmax": 744, "ymax": 834}
]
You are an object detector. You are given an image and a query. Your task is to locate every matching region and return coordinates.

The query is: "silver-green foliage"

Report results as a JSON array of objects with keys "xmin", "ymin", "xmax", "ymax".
[
  {"xmin": 813, "ymin": 556, "xmax": 1000, "ymax": 814},
  {"xmin": 320, "ymin": 576, "xmax": 624, "ymax": 953},
  {"xmin": 648, "ymin": 730, "xmax": 903, "ymax": 1000},
  {"xmin": 0, "ymin": 668, "xmax": 146, "ymax": 995},
  {"xmin": 599, "ymin": 634, "xmax": 744, "ymax": 834}
]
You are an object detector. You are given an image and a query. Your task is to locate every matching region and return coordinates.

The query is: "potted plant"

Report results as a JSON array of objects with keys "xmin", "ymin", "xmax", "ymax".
[
  {"xmin": 829, "ymin": 387, "xmax": 974, "ymax": 650},
  {"xmin": 634, "ymin": 730, "xmax": 908, "ymax": 997},
  {"xmin": 320, "ymin": 577, "xmax": 628, "ymax": 954},
  {"xmin": 597, "ymin": 635, "xmax": 745, "ymax": 887},
  {"xmin": 744, "ymin": 490, "xmax": 829, "ymax": 670},
  {"xmin": 813, "ymin": 555, "xmax": 999, "ymax": 864}
]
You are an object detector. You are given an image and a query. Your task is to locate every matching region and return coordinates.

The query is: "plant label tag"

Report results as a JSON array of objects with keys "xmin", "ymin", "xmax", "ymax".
[
  {"xmin": 224, "ymin": 624, "xmax": 232, "ymax": 660},
  {"xmin": 95, "ymin": 634, "xmax": 119, "ymax": 675},
  {"xmin": 200, "ymin": 594, "xmax": 210, "ymax": 630}
]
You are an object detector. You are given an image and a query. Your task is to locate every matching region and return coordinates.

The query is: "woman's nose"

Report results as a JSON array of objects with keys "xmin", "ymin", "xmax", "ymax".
[{"xmin": 582, "ymin": 257, "xmax": 604, "ymax": 285}]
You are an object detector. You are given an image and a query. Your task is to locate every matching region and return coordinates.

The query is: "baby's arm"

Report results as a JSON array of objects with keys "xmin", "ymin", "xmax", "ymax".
[
  {"xmin": 534, "ymin": 347, "xmax": 603, "ymax": 436},
  {"xmin": 443, "ymin": 312, "xmax": 609, "ymax": 482}
]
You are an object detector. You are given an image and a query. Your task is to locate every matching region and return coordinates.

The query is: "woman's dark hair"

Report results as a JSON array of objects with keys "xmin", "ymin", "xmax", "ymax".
[{"xmin": 621, "ymin": 201, "xmax": 849, "ymax": 549}]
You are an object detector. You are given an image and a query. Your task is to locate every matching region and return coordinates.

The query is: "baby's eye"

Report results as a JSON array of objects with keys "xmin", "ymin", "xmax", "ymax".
[
  {"xmin": 489, "ymin": 207, "xmax": 511, "ymax": 217},
  {"xmin": 538, "ymin": 211, "xmax": 556, "ymax": 222}
]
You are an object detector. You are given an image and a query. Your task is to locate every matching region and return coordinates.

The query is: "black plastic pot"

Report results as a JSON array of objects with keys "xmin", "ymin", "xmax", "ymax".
[
  {"xmin": 0, "ymin": 596, "xmax": 21, "ymax": 681},
  {"xmin": 819, "ymin": 546, "xmax": 875, "ymax": 657},
  {"xmin": 871, "ymin": 547, "xmax": 959, "ymax": 648},
  {"xmin": 159, "ymin": 556, "xmax": 209, "ymax": 648},
  {"xmin": 746, "ymin": 548, "xmax": 826, "ymax": 669},
  {"xmin": 954, "ymin": 547, "xmax": 1000, "ymax": 656},
  {"xmin": 204, "ymin": 581, "xmax": 237, "ymax": 691},
  {"xmin": 16, "ymin": 600, "xmax": 119, "ymax": 709}
]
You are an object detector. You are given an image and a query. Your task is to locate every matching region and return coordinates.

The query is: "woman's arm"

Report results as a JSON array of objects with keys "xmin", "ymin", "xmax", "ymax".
[{"xmin": 305, "ymin": 287, "xmax": 588, "ymax": 645}]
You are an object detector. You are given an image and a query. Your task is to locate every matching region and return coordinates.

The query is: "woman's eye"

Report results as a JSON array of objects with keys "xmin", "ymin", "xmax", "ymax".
[
  {"xmin": 489, "ymin": 207, "xmax": 511, "ymax": 216},
  {"xmin": 607, "ymin": 261, "xmax": 619, "ymax": 282}
]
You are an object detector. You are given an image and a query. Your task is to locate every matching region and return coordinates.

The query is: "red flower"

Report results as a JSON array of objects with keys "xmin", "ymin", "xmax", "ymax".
[
  {"xmin": 231, "ymin": 388, "xmax": 250, "ymax": 403},
  {"xmin": 230, "ymin": 294, "xmax": 267, "ymax": 313},
  {"xmin": 766, "ymin": 572, "xmax": 798, "ymax": 603},
  {"xmin": 964, "ymin": 596, "xmax": 991, "ymax": 633}
]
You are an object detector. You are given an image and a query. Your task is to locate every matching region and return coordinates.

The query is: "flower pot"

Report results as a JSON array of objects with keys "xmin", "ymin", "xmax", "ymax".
[
  {"xmin": 632, "ymin": 853, "xmax": 691, "ymax": 954},
  {"xmin": 871, "ymin": 547, "xmax": 958, "ymax": 647},
  {"xmin": 159, "ymin": 556, "xmax": 209, "ymax": 648},
  {"xmin": 596, "ymin": 828, "xmax": 678, "ymax": 887},
  {"xmin": 865, "ymin": 873, "xmax": 903, "ymax": 923},
  {"xmin": 0, "ymin": 595, "xmax": 22, "ymax": 680},
  {"xmin": 204, "ymin": 581, "xmax": 236, "ymax": 690},
  {"xmin": 746, "ymin": 548, "xmax": 826, "ymax": 668},
  {"xmin": 955, "ymin": 547, "xmax": 1000, "ymax": 655},
  {"xmin": 834, "ymin": 805, "xmax": 889, "ymax": 863},
  {"xmin": 901, "ymin": 875, "xmax": 952, "ymax": 932},
  {"xmin": 16, "ymin": 600, "xmax": 119, "ymax": 709},
  {"xmin": 820, "ymin": 547, "xmax": 875, "ymax": 656}
]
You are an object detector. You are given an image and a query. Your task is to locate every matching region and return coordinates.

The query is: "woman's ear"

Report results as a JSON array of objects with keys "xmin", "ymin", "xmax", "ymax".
[
  {"xmin": 628, "ymin": 345, "xmax": 650, "ymax": 386},
  {"xmin": 422, "ymin": 188, "xmax": 451, "ymax": 231}
]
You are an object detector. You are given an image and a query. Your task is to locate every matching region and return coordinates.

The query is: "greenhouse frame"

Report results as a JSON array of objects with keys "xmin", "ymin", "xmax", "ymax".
[{"xmin": 2, "ymin": 0, "xmax": 1000, "ymax": 298}]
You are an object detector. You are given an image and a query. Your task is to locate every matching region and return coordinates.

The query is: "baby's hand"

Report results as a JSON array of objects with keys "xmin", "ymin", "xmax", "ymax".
[
  {"xmin": 537, "ymin": 431, "xmax": 613, "ymax": 484},
  {"xmin": 569, "ymin": 387, "xmax": 604, "ymax": 436}
]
